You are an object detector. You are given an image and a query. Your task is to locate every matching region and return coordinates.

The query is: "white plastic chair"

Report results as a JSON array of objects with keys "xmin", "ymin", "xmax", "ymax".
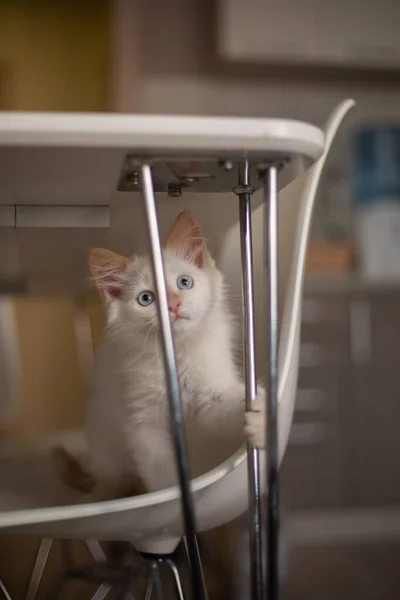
[
  {"xmin": 0, "ymin": 100, "xmax": 354, "ymax": 598},
  {"xmin": 220, "ymin": 98, "xmax": 355, "ymax": 460}
]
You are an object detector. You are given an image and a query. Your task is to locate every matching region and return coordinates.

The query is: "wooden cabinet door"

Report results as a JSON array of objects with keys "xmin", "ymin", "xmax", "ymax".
[
  {"xmin": 281, "ymin": 292, "xmax": 351, "ymax": 509},
  {"xmin": 351, "ymin": 292, "xmax": 400, "ymax": 506}
]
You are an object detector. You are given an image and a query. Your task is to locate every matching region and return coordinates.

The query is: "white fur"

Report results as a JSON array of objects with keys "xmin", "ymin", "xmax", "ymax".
[
  {"xmin": 244, "ymin": 395, "xmax": 267, "ymax": 449},
  {"xmin": 85, "ymin": 249, "xmax": 263, "ymax": 494}
]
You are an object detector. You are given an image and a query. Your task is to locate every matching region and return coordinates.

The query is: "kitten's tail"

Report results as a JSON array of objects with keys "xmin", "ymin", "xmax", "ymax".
[{"xmin": 51, "ymin": 446, "xmax": 95, "ymax": 494}]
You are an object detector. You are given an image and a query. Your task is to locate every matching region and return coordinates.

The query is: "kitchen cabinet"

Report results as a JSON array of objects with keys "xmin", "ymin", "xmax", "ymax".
[
  {"xmin": 281, "ymin": 284, "xmax": 400, "ymax": 509},
  {"xmin": 218, "ymin": 0, "xmax": 400, "ymax": 70}
]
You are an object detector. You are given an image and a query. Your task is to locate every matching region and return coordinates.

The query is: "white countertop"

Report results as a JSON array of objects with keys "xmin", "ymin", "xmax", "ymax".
[
  {"xmin": 0, "ymin": 112, "xmax": 324, "ymax": 157},
  {"xmin": 0, "ymin": 111, "xmax": 324, "ymax": 207},
  {"xmin": 0, "ymin": 112, "xmax": 325, "ymax": 294}
]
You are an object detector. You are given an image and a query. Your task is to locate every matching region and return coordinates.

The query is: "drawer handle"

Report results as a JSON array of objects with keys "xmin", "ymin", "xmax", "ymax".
[
  {"xmin": 289, "ymin": 423, "xmax": 326, "ymax": 446},
  {"xmin": 296, "ymin": 389, "xmax": 328, "ymax": 412}
]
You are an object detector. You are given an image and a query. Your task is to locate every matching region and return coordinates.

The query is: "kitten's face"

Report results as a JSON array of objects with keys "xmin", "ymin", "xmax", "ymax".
[
  {"xmin": 122, "ymin": 250, "xmax": 218, "ymax": 337},
  {"xmin": 89, "ymin": 211, "xmax": 222, "ymax": 341}
]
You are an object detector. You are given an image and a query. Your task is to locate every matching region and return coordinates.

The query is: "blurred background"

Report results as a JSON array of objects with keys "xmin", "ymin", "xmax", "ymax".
[{"xmin": 2, "ymin": 0, "xmax": 400, "ymax": 598}]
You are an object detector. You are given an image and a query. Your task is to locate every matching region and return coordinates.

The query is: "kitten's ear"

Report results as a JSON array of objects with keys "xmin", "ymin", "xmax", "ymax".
[
  {"xmin": 166, "ymin": 211, "xmax": 212, "ymax": 268},
  {"xmin": 89, "ymin": 248, "xmax": 129, "ymax": 301}
]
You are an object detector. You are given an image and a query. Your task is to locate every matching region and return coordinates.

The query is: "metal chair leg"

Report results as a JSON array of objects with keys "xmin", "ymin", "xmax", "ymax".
[
  {"xmin": 165, "ymin": 559, "xmax": 185, "ymax": 600},
  {"xmin": 182, "ymin": 537, "xmax": 208, "ymax": 600},
  {"xmin": 85, "ymin": 540, "xmax": 107, "ymax": 563},
  {"xmin": 90, "ymin": 583, "xmax": 112, "ymax": 600},
  {"xmin": 0, "ymin": 578, "xmax": 12, "ymax": 600},
  {"xmin": 140, "ymin": 552, "xmax": 188, "ymax": 600},
  {"xmin": 26, "ymin": 538, "xmax": 53, "ymax": 600},
  {"xmin": 151, "ymin": 563, "xmax": 164, "ymax": 600},
  {"xmin": 144, "ymin": 570, "xmax": 155, "ymax": 600}
]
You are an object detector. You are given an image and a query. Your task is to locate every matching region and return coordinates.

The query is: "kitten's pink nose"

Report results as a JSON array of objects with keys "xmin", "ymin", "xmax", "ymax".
[{"xmin": 168, "ymin": 297, "xmax": 182, "ymax": 315}]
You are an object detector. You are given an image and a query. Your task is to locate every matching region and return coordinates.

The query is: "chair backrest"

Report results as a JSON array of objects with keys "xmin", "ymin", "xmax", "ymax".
[{"xmin": 219, "ymin": 99, "xmax": 355, "ymax": 459}]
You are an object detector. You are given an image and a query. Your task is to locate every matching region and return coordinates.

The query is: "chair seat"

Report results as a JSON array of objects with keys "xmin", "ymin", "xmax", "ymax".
[{"xmin": 0, "ymin": 434, "xmax": 252, "ymax": 554}]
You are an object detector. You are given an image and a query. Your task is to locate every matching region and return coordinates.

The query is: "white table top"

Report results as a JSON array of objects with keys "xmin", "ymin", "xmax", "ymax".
[
  {"xmin": 0, "ymin": 112, "xmax": 324, "ymax": 158},
  {"xmin": 0, "ymin": 112, "xmax": 325, "ymax": 294},
  {"xmin": 0, "ymin": 111, "xmax": 324, "ymax": 207}
]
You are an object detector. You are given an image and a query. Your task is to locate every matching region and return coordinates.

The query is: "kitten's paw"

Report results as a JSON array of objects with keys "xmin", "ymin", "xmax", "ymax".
[{"xmin": 244, "ymin": 393, "xmax": 266, "ymax": 449}]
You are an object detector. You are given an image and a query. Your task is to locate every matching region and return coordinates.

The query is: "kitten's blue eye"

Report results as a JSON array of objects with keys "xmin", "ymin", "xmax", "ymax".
[
  {"xmin": 177, "ymin": 276, "xmax": 193, "ymax": 290},
  {"xmin": 137, "ymin": 291, "xmax": 155, "ymax": 306}
]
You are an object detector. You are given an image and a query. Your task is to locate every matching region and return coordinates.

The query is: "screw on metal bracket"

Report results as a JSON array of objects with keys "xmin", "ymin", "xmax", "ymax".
[
  {"xmin": 168, "ymin": 182, "xmax": 182, "ymax": 197},
  {"xmin": 218, "ymin": 160, "xmax": 234, "ymax": 172},
  {"xmin": 233, "ymin": 184, "xmax": 255, "ymax": 196},
  {"xmin": 125, "ymin": 171, "xmax": 140, "ymax": 188},
  {"xmin": 180, "ymin": 176, "xmax": 197, "ymax": 185},
  {"xmin": 256, "ymin": 157, "xmax": 290, "ymax": 178}
]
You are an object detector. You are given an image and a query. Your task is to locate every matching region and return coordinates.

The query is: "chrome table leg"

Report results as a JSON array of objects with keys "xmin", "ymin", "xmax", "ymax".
[
  {"xmin": 144, "ymin": 569, "xmax": 155, "ymax": 600},
  {"xmin": 26, "ymin": 538, "xmax": 53, "ymax": 600},
  {"xmin": 263, "ymin": 165, "xmax": 280, "ymax": 600},
  {"xmin": 166, "ymin": 559, "xmax": 185, "ymax": 600},
  {"xmin": 90, "ymin": 583, "xmax": 112, "ymax": 600},
  {"xmin": 182, "ymin": 536, "xmax": 208, "ymax": 600},
  {"xmin": 139, "ymin": 164, "xmax": 207, "ymax": 600},
  {"xmin": 152, "ymin": 563, "xmax": 164, "ymax": 600},
  {"xmin": 235, "ymin": 161, "xmax": 264, "ymax": 600},
  {"xmin": 85, "ymin": 540, "xmax": 107, "ymax": 563},
  {"xmin": 0, "ymin": 578, "xmax": 12, "ymax": 600}
]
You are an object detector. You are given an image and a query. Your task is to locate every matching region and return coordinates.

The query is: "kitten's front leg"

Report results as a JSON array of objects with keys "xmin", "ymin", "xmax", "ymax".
[
  {"xmin": 211, "ymin": 382, "xmax": 269, "ymax": 450},
  {"xmin": 244, "ymin": 391, "xmax": 267, "ymax": 449},
  {"xmin": 196, "ymin": 382, "xmax": 268, "ymax": 449}
]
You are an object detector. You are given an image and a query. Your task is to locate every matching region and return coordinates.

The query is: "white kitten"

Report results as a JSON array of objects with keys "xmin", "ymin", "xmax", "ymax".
[
  {"xmin": 57, "ymin": 210, "xmax": 263, "ymax": 499},
  {"xmin": 244, "ymin": 395, "xmax": 267, "ymax": 449}
]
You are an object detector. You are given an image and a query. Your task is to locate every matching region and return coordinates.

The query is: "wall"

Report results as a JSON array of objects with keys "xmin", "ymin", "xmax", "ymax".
[
  {"xmin": 0, "ymin": 2, "xmax": 109, "ymax": 596},
  {"xmin": 0, "ymin": 0, "xmax": 110, "ymax": 112},
  {"xmin": 114, "ymin": 0, "xmax": 400, "ymax": 124}
]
